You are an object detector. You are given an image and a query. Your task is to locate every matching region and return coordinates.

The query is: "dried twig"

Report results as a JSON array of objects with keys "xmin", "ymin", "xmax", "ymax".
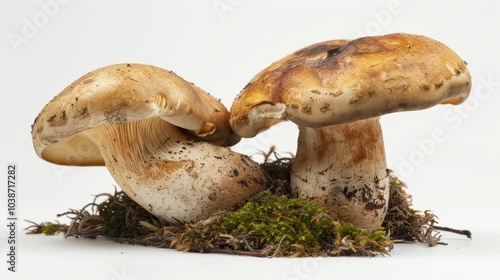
[{"xmin": 433, "ymin": 226, "xmax": 472, "ymax": 239}]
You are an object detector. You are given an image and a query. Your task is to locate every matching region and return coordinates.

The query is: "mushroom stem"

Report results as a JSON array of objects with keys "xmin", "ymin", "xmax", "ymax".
[
  {"xmin": 84, "ymin": 117, "xmax": 267, "ymax": 224},
  {"xmin": 292, "ymin": 117, "xmax": 389, "ymax": 229}
]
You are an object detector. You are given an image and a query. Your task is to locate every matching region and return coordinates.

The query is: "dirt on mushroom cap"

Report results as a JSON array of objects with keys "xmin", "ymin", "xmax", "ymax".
[
  {"xmin": 31, "ymin": 63, "xmax": 268, "ymax": 224},
  {"xmin": 32, "ymin": 63, "xmax": 240, "ymax": 166},
  {"xmin": 228, "ymin": 33, "xmax": 472, "ymax": 230},
  {"xmin": 230, "ymin": 33, "xmax": 472, "ymax": 136}
]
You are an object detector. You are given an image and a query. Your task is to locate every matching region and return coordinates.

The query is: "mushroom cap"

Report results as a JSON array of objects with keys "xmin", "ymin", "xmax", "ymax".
[
  {"xmin": 32, "ymin": 63, "xmax": 240, "ymax": 166},
  {"xmin": 230, "ymin": 33, "xmax": 472, "ymax": 137}
]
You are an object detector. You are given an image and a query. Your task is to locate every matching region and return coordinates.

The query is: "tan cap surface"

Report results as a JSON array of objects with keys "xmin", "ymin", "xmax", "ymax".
[
  {"xmin": 230, "ymin": 33, "xmax": 472, "ymax": 137},
  {"xmin": 32, "ymin": 63, "xmax": 239, "ymax": 166}
]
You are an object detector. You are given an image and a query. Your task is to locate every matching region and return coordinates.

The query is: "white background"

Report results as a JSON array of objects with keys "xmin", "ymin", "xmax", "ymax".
[{"xmin": 1, "ymin": 0, "xmax": 499, "ymax": 279}]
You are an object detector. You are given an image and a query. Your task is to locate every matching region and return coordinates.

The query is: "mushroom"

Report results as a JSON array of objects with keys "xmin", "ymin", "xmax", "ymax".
[
  {"xmin": 230, "ymin": 33, "xmax": 472, "ymax": 229},
  {"xmin": 32, "ymin": 63, "xmax": 267, "ymax": 224}
]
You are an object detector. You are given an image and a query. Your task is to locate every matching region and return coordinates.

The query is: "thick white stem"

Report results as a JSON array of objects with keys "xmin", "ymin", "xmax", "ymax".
[
  {"xmin": 84, "ymin": 117, "xmax": 267, "ymax": 224},
  {"xmin": 292, "ymin": 117, "xmax": 389, "ymax": 229}
]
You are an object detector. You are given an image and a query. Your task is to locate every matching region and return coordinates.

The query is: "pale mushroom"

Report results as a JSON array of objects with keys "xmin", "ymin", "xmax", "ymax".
[
  {"xmin": 32, "ymin": 63, "xmax": 267, "ymax": 224},
  {"xmin": 230, "ymin": 33, "xmax": 472, "ymax": 229}
]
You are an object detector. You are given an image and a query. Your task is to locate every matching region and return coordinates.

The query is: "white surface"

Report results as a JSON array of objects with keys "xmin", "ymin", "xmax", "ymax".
[
  {"xmin": 2, "ymin": 231, "xmax": 499, "ymax": 280},
  {"xmin": 1, "ymin": 0, "xmax": 499, "ymax": 279}
]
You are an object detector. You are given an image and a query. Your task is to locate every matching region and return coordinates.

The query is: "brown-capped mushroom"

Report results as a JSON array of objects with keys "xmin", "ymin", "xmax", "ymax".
[
  {"xmin": 32, "ymin": 63, "xmax": 267, "ymax": 224},
  {"xmin": 230, "ymin": 33, "xmax": 472, "ymax": 229}
]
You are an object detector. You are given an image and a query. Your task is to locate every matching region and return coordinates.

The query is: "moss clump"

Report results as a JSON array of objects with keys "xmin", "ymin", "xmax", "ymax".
[
  {"xmin": 26, "ymin": 148, "xmax": 471, "ymax": 257},
  {"xmin": 217, "ymin": 192, "xmax": 338, "ymax": 253},
  {"xmin": 382, "ymin": 173, "xmax": 471, "ymax": 246},
  {"xmin": 25, "ymin": 220, "xmax": 68, "ymax": 235},
  {"xmin": 97, "ymin": 192, "xmax": 161, "ymax": 239},
  {"xmin": 382, "ymin": 173, "xmax": 441, "ymax": 245},
  {"xmin": 25, "ymin": 189, "xmax": 391, "ymax": 257},
  {"xmin": 171, "ymin": 191, "xmax": 391, "ymax": 257},
  {"xmin": 26, "ymin": 191, "xmax": 163, "ymax": 240}
]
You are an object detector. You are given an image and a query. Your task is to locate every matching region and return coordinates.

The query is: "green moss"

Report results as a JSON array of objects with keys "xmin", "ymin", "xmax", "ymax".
[
  {"xmin": 171, "ymin": 191, "xmax": 391, "ymax": 257},
  {"xmin": 216, "ymin": 192, "xmax": 337, "ymax": 253},
  {"xmin": 26, "ymin": 149, "xmax": 470, "ymax": 256},
  {"xmin": 25, "ymin": 221, "xmax": 68, "ymax": 235},
  {"xmin": 97, "ymin": 192, "xmax": 160, "ymax": 239}
]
